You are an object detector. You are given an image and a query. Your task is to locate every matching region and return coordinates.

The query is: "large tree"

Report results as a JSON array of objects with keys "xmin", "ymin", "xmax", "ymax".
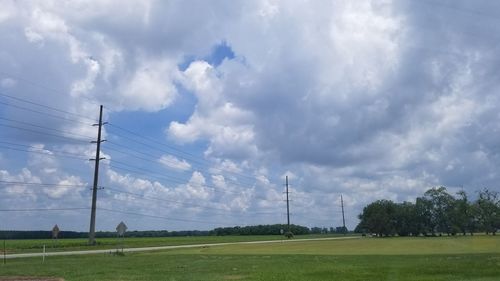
[
  {"xmin": 423, "ymin": 187, "xmax": 456, "ymax": 235},
  {"xmin": 452, "ymin": 190, "xmax": 475, "ymax": 235},
  {"xmin": 394, "ymin": 201, "xmax": 418, "ymax": 236},
  {"xmin": 414, "ymin": 196, "xmax": 434, "ymax": 235},
  {"xmin": 358, "ymin": 200, "xmax": 398, "ymax": 237},
  {"xmin": 475, "ymin": 189, "xmax": 500, "ymax": 235}
]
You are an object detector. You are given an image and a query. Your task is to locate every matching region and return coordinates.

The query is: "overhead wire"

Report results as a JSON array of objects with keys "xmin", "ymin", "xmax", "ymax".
[
  {"xmin": 0, "ymin": 71, "xmax": 104, "ymax": 109},
  {"xmin": 0, "ymin": 100, "xmax": 92, "ymax": 126},
  {"xmin": 0, "ymin": 143, "xmax": 91, "ymax": 161},
  {"xmin": 0, "ymin": 76, "xmax": 319, "ymax": 227},
  {"xmin": 0, "ymin": 116, "xmax": 94, "ymax": 140},
  {"xmin": 103, "ymin": 161, "xmax": 275, "ymax": 201},
  {"xmin": 0, "ymin": 180, "xmax": 88, "ymax": 187},
  {"xmin": 0, "ymin": 92, "xmax": 97, "ymax": 122},
  {"xmin": 107, "ymin": 137, "xmax": 255, "ymax": 187},
  {"xmin": 102, "ymin": 186, "xmax": 281, "ymax": 215},
  {"xmin": 0, "ymin": 207, "xmax": 90, "ymax": 212},
  {"xmin": 98, "ymin": 207, "xmax": 238, "ymax": 226},
  {"xmin": 0, "ymin": 123, "xmax": 92, "ymax": 144},
  {"xmin": 103, "ymin": 144, "xmax": 257, "ymax": 194},
  {"xmin": 106, "ymin": 123, "xmax": 259, "ymax": 183}
]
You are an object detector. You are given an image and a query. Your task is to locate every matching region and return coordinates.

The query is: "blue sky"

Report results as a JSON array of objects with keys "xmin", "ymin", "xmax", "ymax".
[{"xmin": 1, "ymin": 0, "xmax": 500, "ymax": 232}]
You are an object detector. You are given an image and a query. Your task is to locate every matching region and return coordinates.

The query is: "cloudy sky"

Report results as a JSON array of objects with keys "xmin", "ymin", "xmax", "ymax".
[{"xmin": 1, "ymin": 0, "xmax": 500, "ymax": 232}]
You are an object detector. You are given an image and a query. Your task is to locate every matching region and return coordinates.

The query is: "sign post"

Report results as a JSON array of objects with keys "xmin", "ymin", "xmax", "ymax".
[
  {"xmin": 3, "ymin": 239, "xmax": 5, "ymax": 265},
  {"xmin": 116, "ymin": 221, "xmax": 127, "ymax": 253},
  {"xmin": 52, "ymin": 224, "xmax": 60, "ymax": 248}
]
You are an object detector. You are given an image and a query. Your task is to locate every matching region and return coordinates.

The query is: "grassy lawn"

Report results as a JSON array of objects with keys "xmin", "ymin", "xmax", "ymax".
[
  {"xmin": 1, "ymin": 236, "xmax": 499, "ymax": 281},
  {"xmin": 1, "ymin": 234, "xmax": 350, "ymax": 254}
]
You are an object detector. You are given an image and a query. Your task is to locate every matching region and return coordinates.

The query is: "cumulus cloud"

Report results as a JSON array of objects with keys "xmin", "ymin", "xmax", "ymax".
[
  {"xmin": 158, "ymin": 154, "xmax": 191, "ymax": 171},
  {"xmin": 2, "ymin": 0, "xmax": 500, "ymax": 230}
]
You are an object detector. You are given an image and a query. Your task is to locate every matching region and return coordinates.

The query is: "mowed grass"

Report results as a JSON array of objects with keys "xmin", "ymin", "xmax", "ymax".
[
  {"xmin": 2, "ymin": 234, "xmax": 347, "ymax": 254},
  {"xmin": 172, "ymin": 234, "xmax": 500, "ymax": 255},
  {"xmin": 1, "ymin": 236, "xmax": 499, "ymax": 281}
]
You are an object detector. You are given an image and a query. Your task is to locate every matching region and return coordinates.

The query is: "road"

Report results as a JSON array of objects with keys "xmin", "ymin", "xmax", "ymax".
[{"xmin": 4, "ymin": 236, "xmax": 360, "ymax": 259}]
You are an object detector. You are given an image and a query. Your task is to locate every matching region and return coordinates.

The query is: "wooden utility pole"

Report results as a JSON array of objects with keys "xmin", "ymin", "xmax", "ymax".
[
  {"xmin": 286, "ymin": 176, "xmax": 290, "ymax": 232},
  {"xmin": 341, "ymin": 194, "xmax": 346, "ymax": 235},
  {"xmin": 88, "ymin": 105, "xmax": 106, "ymax": 245}
]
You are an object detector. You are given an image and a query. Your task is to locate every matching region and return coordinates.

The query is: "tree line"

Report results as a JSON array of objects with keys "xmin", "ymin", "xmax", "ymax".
[
  {"xmin": 1, "ymin": 224, "xmax": 346, "ymax": 240},
  {"xmin": 213, "ymin": 224, "xmax": 310, "ymax": 236},
  {"xmin": 355, "ymin": 187, "xmax": 500, "ymax": 237},
  {"xmin": 0, "ymin": 230, "xmax": 212, "ymax": 240}
]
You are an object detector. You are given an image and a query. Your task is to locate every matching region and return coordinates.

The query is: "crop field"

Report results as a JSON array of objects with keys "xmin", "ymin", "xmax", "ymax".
[
  {"xmin": 0, "ymin": 234, "xmax": 346, "ymax": 254},
  {"xmin": 1, "ymin": 235, "xmax": 499, "ymax": 281}
]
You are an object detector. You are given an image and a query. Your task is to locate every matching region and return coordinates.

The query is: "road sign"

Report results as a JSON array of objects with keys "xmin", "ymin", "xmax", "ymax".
[
  {"xmin": 116, "ymin": 221, "xmax": 127, "ymax": 236},
  {"xmin": 52, "ymin": 225, "xmax": 60, "ymax": 239}
]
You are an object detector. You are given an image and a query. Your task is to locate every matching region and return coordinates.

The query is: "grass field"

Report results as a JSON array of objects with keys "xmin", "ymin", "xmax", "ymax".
[
  {"xmin": 1, "ymin": 235, "xmax": 499, "ymax": 281},
  {"xmin": 1, "ymin": 234, "xmax": 347, "ymax": 254}
]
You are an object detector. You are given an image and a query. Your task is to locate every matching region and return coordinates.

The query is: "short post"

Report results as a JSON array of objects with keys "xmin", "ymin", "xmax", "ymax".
[
  {"xmin": 52, "ymin": 224, "xmax": 60, "ymax": 249},
  {"xmin": 42, "ymin": 245, "xmax": 45, "ymax": 263},
  {"xmin": 115, "ymin": 221, "xmax": 127, "ymax": 254},
  {"xmin": 3, "ymin": 239, "xmax": 6, "ymax": 265}
]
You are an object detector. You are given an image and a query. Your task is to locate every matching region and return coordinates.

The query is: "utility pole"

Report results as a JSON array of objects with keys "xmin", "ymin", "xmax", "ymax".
[
  {"xmin": 286, "ymin": 176, "xmax": 290, "ymax": 232},
  {"xmin": 341, "ymin": 194, "xmax": 346, "ymax": 235},
  {"xmin": 88, "ymin": 105, "xmax": 106, "ymax": 245}
]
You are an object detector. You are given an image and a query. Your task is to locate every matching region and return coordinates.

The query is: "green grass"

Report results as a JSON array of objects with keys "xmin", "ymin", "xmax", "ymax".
[
  {"xmin": 1, "ymin": 236, "xmax": 499, "ymax": 281},
  {"xmin": 2, "ymin": 234, "xmax": 349, "ymax": 254},
  {"xmin": 172, "ymin": 235, "xmax": 499, "ymax": 255}
]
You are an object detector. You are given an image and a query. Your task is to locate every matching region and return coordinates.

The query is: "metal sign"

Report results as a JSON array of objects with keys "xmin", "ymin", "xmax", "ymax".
[
  {"xmin": 116, "ymin": 221, "xmax": 127, "ymax": 236},
  {"xmin": 52, "ymin": 224, "xmax": 60, "ymax": 239}
]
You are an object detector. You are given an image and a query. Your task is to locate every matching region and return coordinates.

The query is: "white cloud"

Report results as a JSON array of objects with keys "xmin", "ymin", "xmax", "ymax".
[
  {"xmin": 116, "ymin": 58, "xmax": 179, "ymax": 112},
  {"xmin": 3, "ymin": 0, "xmax": 500, "ymax": 230},
  {"xmin": 43, "ymin": 175, "xmax": 86, "ymax": 199},
  {"xmin": 0, "ymin": 78, "xmax": 17, "ymax": 88},
  {"xmin": 169, "ymin": 61, "xmax": 257, "ymax": 160},
  {"xmin": 158, "ymin": 154, "xmax": 191, "ymax": 171}
]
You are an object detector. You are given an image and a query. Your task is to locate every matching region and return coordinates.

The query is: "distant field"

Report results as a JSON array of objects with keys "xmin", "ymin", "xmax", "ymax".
[
  {"xmin": 1, "ymin": 234, "xmax": 349, "ymax": 254},
  {"xmin": 1, "ymin": 235, "xmax": 499, "ymax": 281}
]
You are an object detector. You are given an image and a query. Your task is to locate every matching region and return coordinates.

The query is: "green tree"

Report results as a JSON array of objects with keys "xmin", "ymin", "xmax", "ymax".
[
  {"xmin": 358, "ymin": 200, "xmax": 397, "ymax": 237},
  {"xmin": 415, "ymin": 196, "xmax": 434, "ymax": 235},
  {"xmin": 423, "ymin": 187, "xmax": 456, "ymax": 235},
  {"xmin": 475, "ymin": 189, "xmax": 500, "ymax": 235},
  {"xmin": 452, "ymin": 190, "xmax": 474, "ymax": 235},
  {"xmin": 394, "ymin": 201, "xmax": 418, "ymax": 236}
]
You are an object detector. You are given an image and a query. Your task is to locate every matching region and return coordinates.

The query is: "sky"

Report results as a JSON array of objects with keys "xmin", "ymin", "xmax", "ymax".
[{"xmin": 1, "ymin": 0, "xmax": 500, "ymax": 232}]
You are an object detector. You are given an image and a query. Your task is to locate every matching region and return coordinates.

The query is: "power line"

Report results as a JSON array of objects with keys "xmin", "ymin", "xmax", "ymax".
[
  {"xmin": 107, "ymin": 123, "xmax": 203, "ymax": 161},
  {"xmin": 0, "ymin": 190, "xmax": 92, "ymax": 199},
  {"xmin": 0, "ymin": 116, "xmax": 93, "ymax": 140},
  {"xmin": 0, "ymin": 100, "xmax": 91, "ymax": 125},
  {"xmin": 0, "ymin": 71, "xmax": 103, "ymax": 108},
  {"xmin": 0, "ymin": 123, "xmax": 92, "ymax": 143},
  {"xmin": 98, "ymin": 207, "xmax": 237, "ymax": 226},
  {"xmin": 107, "ymin": 123, "xmax": 258, "ymax": 183},
  {"xmin": 107, "ymin": 162, "xmax": 275, "ymax": 202},
  {"xmin": 104, "ymin": 187, "xmax": 235, "ymax": 212},
  {"xmin": 0, "ymin": 180, "xmax": 88, "ymax": 187},
  {"xmin": 103, "ymin": 186, "xmax": 280, "ymax": 214},
  {"xmin": 103, "ymin": 160, "xmax": 252, "ymax": 196},
  {"xmin": 0, "ymin": 143, "xmax": 91, "ymax": 161},
  {"xmin": 104, "ymin": 162, "xmax": 276, "ymax": 202},
  {"xmin": 104, "ymin": 142, "xmax": 257, "ymax": 191},
  {"xmin": 0, "ymin": 207, "xmax": 89, "ymax": 212},
  {"xmin": 0, "ymin": 92, "xmax": 96, "ymax": 122}
]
